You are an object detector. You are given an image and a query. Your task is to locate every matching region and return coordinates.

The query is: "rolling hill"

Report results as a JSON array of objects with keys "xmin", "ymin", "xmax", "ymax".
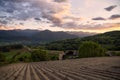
[
  {"xmin": 82, "ymin": 31, "xmax": 120, "ymax": 50},
  {"xmin": 46, "ymin": 31, "xmax": 120, "ymax": 51}
]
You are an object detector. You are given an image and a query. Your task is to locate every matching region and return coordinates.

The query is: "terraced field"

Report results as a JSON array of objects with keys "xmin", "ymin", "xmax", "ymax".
[{"xmin": 0, "ymin": 57, "xmax": 120, "ymax": 80}]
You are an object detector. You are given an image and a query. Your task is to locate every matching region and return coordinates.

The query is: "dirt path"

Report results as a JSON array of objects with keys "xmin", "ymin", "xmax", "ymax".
[{"xmin": 0, "ymin": 57, "xmax": 120, "ymax": 80}]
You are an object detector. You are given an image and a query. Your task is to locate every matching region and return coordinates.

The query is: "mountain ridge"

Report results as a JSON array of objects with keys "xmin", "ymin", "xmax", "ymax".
[{"xmin": 0, "ymin": 29, "xmax": 78, "ymax": 43}]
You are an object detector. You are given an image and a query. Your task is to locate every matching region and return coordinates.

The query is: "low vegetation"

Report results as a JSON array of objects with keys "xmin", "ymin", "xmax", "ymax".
[
  {"xmin": 0, "ymin": 44, "xmax": 59, "ymax": 65},
  {"xmin": 0, "ymin": 53, "xmax": 5, "ymax": 62},
  {"xmin": 46, "ymin": 31, "xmax": 120, "ymax": 51},
  {"xmin": 46, "ymin": 38, "xmax": 82, "ymax": 50},
  {"xmin": 78, "ymin": 41, "xmax": 105, "ymax": 58},
  {"xmin": 0, "ymin": 31, "xmax": 120, "ymax": 65},
  {"xmin": 31, "ymin": 49, "xmax": 50, "ymax": 61}
]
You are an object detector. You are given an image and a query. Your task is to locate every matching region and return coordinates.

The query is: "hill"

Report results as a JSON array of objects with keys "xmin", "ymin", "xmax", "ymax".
[
  {"xmin": 82, "ymin": 31, "xmax": 120, "ymax": 50},
  {"xmin": 31, "ymin": 30, "xmax": 78, "ymax": 42},
  {"xmin": 0, "ymin": 29, "xmax": 78, "ymax": 45},
  {"xmin": 46, "ymin": 31, "xmax": 120, "ymax": 51}
]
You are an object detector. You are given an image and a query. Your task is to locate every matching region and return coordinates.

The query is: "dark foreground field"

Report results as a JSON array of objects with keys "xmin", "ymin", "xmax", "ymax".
[{"xmin": 0, "ymin": 57, "xmax": 120, "ymax": 80}]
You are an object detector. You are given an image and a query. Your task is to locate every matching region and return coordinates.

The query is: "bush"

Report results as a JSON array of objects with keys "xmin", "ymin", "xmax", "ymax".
[
  {"xmin": 31, "ymin": 49, "xmax": 50, "ymax": 61},
  {"xmin": 0, "ymin": 53, "xmax": 5, "ymax": 62},
  {"xmin": 15, "ymin": 52, "xmax": 32, "ymax": 62},
  {"xmin": 50, "ymin": 54, "xmax": 59, "ymax": 60},
  {"xmin": 78, "ymin": 41, "xmax": 105, "ymax": 58}
]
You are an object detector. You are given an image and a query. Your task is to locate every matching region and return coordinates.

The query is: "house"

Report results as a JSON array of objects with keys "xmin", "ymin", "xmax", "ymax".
[
  {"xmin": 62, "ymin": 50, "xmax": 79, "ymax": 59},
  {"xmin": 49, "ymin": 50, "xmax": 79, "ymax": 60}
]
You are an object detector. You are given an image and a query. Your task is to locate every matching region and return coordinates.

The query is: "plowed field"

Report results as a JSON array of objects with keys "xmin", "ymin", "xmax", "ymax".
[{"xmin": 0, "ymin": 57, "xmax": 120, "ymax": 80}]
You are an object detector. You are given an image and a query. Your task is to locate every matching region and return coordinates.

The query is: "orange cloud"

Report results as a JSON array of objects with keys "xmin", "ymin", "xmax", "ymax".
[
  {"xmin": 61, "ymin": 22, "xmax": 120, "ymax": 33},
  {"xmin": 0, "ymin": 25, "xmax": 23, "ymax": 30}
]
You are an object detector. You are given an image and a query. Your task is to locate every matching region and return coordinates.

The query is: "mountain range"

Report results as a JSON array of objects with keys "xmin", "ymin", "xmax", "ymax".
[{"xmin": 0, "ymin": 29, "xmax": 96, "ymax": 43}]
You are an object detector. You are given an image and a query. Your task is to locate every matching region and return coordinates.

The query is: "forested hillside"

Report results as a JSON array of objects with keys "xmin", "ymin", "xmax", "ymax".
[{"xmin": 46, "ymin": 31, "xmax": 120, "ymax": 51}]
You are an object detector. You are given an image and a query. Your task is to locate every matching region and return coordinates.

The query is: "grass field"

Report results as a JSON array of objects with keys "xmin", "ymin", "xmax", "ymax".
[{"xmin": 0, "ymin": 57, "xmax": 120, "ymax": 80}]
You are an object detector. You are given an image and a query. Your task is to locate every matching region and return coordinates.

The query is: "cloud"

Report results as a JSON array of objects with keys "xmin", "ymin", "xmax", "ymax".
[
  {"xmin": 109, "ymin": 14, "xmax": 120, "ymax": 19},
  {"xmin": 0, "ymin": 20, "xmax": 8, "ymax": 25},
  {"xmin": 0, "ymin": 16, "xmax": 7, "ymax": 18},
  {"xmin": 64, "ymin": 16, "xmax": 83, "ymax": 21},
  {"xmin": 61, "ymin": 20, "xmax": 120, "ymax": 31},
  {"xmin": 92, "ymin": 17, "xmax": 106, "ymax": 20},
  {"xmin": 19, "ymin": 23, "xmax": 24, "ymax": 25},
  {"xmin": 81, "ymin": 23, "xmax": 119, "ymax": 30},
  {"xmin": 0, "ymin": 0, "xmax": 70, "ymax": 26},
  {"xmin": 1, "ymin": 0, "xmax": 119, "ymax": 32},
  {"xmin": 63, "ymin": 22, "xmax": 78, "ymax": 29},
  {"xmin": 54, "ymin": 0, "xmax": 68, "ymax": 3},
  {"xmin": 104, "ymin": 5, "xmax": 117, "ymax": 11},
  {"xmin": 34, "ymin": 18, "xmax": 41, "ymax": 21},
  {"xmin": 0, "ymin": 25, "xmax": 21, "ymax": 30}
]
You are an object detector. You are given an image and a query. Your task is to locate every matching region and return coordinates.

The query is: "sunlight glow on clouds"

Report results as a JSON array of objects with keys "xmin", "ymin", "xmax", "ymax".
[{"xmin": 0, "ymin": 0, "xmax": 120, "ymax": 33}]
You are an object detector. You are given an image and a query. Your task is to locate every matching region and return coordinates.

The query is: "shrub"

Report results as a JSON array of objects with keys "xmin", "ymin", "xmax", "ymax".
[
  {"xmin": 15, "ymin": 52, "xmax": 32, "ymax": 62},
  {"xmin": 0, "ymin": 53, "xmax": 5, "ymax": 62},
  {"xmin": 78, "ymin": 41, "xmax": 105, "ymax": 58},
  {"xmin": 50, "ymin": 54, "xmax": 59, "ymax": 60},
  {"xmin": 31, "ymin": 49, "xmax": 50, "ymax": 61}
]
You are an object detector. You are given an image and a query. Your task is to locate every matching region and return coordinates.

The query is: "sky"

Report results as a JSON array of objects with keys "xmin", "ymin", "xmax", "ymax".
[{"xmin": 0, "ymin": 0, "xmax": 120, "ymax": 33}]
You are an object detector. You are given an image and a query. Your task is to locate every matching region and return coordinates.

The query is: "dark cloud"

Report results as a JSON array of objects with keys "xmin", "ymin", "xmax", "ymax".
[
  {"xmin": 92, "ymin": 17, "xmax": 106, "ymax": 20},
  {"xmin": 34, "ymin": 18, "xmax": 41, "ymax": 21},
  {"xmin": 19, "ymin": 23, "xmax": 24, "ymax": 25},
  {"xmin": 109, "ymin": 14, "xmax": 120, "ymax": 19},
  {"xmin": 64, "ymin": 16, "xmax": 82, "ymax": 21},
  {"xmin": 6, "ymin": 9, "xmax": 14, "ymax": 13},
  {"xmin": 0, "ymin": 0, "xmax": 70, "ymax": 26},
  {"xmin": 104, "ymin": 5, "xmax": 117, "ymax": 11},
  {"xmin": 54, "ymin": 0, "xmax": 68, "ymax": 3},
  {"xmin": 0, "ymin": 20, "xmax": 8, "ymax": 25},
  {"xmin": 0, "ymin": 16, "xmax": 7, "ymax": 18}
]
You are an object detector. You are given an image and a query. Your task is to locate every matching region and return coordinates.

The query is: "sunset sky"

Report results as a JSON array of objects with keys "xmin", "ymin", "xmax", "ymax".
[{"xmin": 0, "ymin": 0, "xmax": 120, "ymax": 33}]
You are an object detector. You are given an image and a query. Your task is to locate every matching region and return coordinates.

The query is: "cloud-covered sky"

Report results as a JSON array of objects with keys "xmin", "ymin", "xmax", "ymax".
[{"xmin": 0, "ymin": 0, "xmax": 120, "ymax": 33}]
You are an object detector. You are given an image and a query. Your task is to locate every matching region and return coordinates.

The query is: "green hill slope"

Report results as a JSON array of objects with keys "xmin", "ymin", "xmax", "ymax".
[{"xmin": 46, "ymin": 31, "xmax": 120, "ymax": 51}]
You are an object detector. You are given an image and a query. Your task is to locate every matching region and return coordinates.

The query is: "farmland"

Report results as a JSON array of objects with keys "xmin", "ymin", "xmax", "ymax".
[{"xmin": 0, "ymin": 57, "xmax": 120, "ymax": 80}]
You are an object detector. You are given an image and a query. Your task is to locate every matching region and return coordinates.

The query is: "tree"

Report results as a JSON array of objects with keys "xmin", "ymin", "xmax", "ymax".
[{"xmin": 78, "ymin": 41, "xmax": 105, "ymax": 58}]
